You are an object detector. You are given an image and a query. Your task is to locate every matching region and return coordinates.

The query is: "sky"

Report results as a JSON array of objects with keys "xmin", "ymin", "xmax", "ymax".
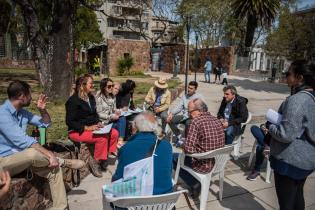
[{"xmin": 298, "ymin": 0, "xmax": 315, "ymax": 9}]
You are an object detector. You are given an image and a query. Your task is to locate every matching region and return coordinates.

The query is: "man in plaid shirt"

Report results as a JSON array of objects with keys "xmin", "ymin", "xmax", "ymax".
[
  {"xmin": 175, "ymin": 98, "xmax": 225, "ymax": 198},
  {"xmin": 184, "ymin": 98, "xmax": 225, "ymax": 174}
]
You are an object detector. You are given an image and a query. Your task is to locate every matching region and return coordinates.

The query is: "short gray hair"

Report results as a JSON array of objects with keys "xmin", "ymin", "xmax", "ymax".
[
  {"xmin": 223, "ymin": 85, "xmax": 237, "ymax": 95},
  {"xmin": 134, "ymin": 112, "xmax": 161, "ymax": 135},
  {"xmin": 192, "ymin": 98, "xmax": 208, "ymax": 112}
]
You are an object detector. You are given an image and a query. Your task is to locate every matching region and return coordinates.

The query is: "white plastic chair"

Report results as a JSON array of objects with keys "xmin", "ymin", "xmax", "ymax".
[
  {"xmin": 174, "ymin": 145, "xmax": 234, "ymax": 210},
  {"xmin": 248, "ymin": 141, "xmax": 273, "ymax": 183},
  {"xmin": 102, "ymin": 189, "xmax": 188, "ymax": 210},
  {"xmin": 232, "ymin": 112, "xmax": 252, "ymax": 160}
]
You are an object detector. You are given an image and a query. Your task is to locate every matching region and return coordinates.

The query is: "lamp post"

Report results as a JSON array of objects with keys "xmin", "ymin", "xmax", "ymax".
[
  {"xmin": 194, "ymin": 33, "xmax": 198, "ymax": 82},
  {"xmin": 185, "ymin": 16, "xmax": 191, "ymax": 95}
]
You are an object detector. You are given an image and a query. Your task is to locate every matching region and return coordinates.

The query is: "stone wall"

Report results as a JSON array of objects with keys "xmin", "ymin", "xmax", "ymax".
[
  {"xmin": 0, "ymin": 58, "xmax": 35, "ymax": 69},
  {"xmin": 160, "ymin": 44, "xmax": 186, "ymax": 74},
  {"xmin": 0, "ymin": 144, "xmax": 91, "ymax": 210},
  {"xmin": 107, "ymin": 38, "xmax": 150, "ymax": 75},
  {"xmin": 198, "ymin": 46, "xmax": 235, "ymax": 74}
]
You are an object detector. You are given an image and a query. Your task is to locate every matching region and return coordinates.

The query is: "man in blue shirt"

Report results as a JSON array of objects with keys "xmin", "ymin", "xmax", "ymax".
[
  {"xmin": 0, "ymin": 80, "xmax": 85, "ymax": 210},
  {"xmin": 204, "ymin": 58, "xmax": 212, "ymax": 83}
]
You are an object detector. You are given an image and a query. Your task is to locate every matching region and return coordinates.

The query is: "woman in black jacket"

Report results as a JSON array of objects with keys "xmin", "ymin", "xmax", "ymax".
[{"xmin": 65, "ymin": 74, "xmax": 118, "ymax": 177}]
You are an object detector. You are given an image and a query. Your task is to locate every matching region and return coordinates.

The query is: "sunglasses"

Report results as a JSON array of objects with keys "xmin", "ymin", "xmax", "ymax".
[
  {"xmin": 106, "ymin": 85, "xmax": 114, "ymax": 88},
  {"xmin": 188, "ymin": 109, "xmax": 198, "ymax": 114}
]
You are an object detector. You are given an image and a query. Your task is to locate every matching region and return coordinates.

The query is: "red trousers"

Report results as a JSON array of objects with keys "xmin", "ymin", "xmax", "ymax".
[{"xmin": 69, "ymin": 129, "xmax": 118, "ymax": 160}]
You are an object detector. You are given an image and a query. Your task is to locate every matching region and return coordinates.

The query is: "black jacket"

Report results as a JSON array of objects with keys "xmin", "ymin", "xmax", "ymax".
[
  {"xmin": 217, "ymin": 94, "xmax": 249, "ymax": 136},
  {"xmin": 65, "ymin": 93, "xmax": 100, "ymax": 134}
]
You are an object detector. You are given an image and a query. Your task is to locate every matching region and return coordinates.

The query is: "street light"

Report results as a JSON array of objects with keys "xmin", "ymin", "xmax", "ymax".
[
  {"xmin": 184, "ymin": 16, "xmax": 191, "ymax": 95},
  {"xmin": 194, "ymin": 33, "xmax": 198, "ymax": 82}
]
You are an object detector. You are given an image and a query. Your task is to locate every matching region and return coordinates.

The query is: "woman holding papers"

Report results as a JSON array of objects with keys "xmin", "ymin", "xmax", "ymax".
[
  {"xmin": 65, "ymin": 74, "xmax": 119, "ymax": 177},
  {"xmin": 268, "ymin": 61, "xmax": 315, "ymax": 210},
  {"xmin": 96, "ymin": 78, "xmax": 127, "ymax": 149}
]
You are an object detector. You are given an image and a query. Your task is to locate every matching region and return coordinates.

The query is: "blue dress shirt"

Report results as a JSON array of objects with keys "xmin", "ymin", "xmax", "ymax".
[{"xmin": 0, "ymin": 100, "xmax": 50, "ymax": 157}]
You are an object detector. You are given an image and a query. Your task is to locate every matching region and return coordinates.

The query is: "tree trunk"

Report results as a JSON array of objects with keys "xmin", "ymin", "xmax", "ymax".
[
  {"xmin": 243, "ymin": 14, "xmax": 258, "ymax": 57},
  {"xmin": 13, "ymin": 0, "xmax": 73, "ymax": 99}
]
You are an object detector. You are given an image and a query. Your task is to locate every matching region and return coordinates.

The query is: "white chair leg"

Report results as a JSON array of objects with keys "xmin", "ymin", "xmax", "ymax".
[
  {"xmin": 174, "ymin": 153, "xmax": 184, "ymax": 184},
  {"xmin": 248, "ymin": 141, "xmax": 257, "ymax": 168},
  {"xmin": 219, "ymin": 171, "xmax": 225, "ymax": 201},
  {"xmin": 266, "ymin": 159, "xmax": 272, "ymax": 183},
  {"xmin": 199, "ymin": 179, "xmax": 211, "ymax": 210},
  {"xmin": 233, "ymin": 141, "xmax": 240, "ymax": 160}
]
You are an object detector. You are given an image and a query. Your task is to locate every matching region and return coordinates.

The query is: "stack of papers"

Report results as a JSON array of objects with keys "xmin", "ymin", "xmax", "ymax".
[
  {"xmin": 265, "ymin": 109, "xmax": 282, "ymax": 125},
  {"xmin": 93, "ymin": 123, "xmax": 113, "ymax": 134},
  {"xmin": 121, "ymin": 108, "xmax": 143, "ymax": 117}
]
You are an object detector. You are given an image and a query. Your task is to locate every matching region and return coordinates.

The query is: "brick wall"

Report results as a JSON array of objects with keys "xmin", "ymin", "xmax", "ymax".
[
  {"xmin": 160, "ymin": 44, "xmax": 186, "ymax": 74},
  {"xmin": 107, "ymin": 39, "xmax": 150, "ymax": 75},
  {"xmin": 198, "ymin": 46, "xmax": 236, "ymax": 74}
]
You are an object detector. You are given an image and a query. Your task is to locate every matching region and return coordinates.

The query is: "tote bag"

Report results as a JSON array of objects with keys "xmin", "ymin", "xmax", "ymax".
[{"xmin": 103, "ymin": 139, "xmax": 160, "ymax": 197}]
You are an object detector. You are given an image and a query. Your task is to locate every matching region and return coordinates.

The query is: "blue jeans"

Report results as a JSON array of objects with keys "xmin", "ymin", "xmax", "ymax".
[
  {"xmin": 224, "ymin": 126, "xmax": 234, "ymax": 144},
  {"xmin": 250, "ymin": 125, "xmax": 266, "ymax": 172},
  {"xmin": 113, "ymin": 116, "xmax": 127, "ymax": 138},
  {"xmin": 204, "ymin": 71, "xmax": 211, "ymax": 83}
]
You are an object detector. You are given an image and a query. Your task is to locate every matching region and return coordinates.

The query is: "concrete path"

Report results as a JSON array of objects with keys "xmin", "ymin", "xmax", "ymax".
[{"xmin": 68, "ymin": 72, "xmax": 315, "ymax": 210}]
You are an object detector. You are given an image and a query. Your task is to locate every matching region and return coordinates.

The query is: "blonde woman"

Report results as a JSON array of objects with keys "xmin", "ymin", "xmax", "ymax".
[{"xmin": 65, "ymin": 74, "xmax": 118, "ymax": 177}]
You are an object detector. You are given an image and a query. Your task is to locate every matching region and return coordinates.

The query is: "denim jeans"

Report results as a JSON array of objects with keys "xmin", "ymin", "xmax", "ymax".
[
  {"xmin": 113, "ymin": 116, "xmax": 127, "ymax": 138},
  {"xmin": 204, "ymin": 71, "xmax": 211, "ymax": 83},
  {"xmin": 250, "ymin": 125, "xmax": 266, "ymax": 172},
  {"xmin": 224, "ymin": 126, "xmax": 234, "ymax": 144}
]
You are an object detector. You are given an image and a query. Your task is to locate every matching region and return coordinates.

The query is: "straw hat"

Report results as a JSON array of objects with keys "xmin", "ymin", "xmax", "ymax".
[{"xmin": 154, "ymin": 78, "xmax": 168, "ymax": 89}]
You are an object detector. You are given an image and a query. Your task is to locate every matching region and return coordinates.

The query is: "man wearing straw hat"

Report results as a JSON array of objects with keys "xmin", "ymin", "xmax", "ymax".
[{"xmin": 145, "ymin": 78, "xmax": 171, "ymax": 129}]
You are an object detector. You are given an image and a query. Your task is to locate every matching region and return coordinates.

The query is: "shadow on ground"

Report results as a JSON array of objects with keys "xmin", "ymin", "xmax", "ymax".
[{"xmin": 227, "ymin": 78, "xmax": 290, "ymax": 94}]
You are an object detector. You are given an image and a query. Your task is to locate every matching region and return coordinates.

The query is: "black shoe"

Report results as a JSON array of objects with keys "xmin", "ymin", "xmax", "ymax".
[
  {"xmin": 247, "ymin": 170, "xmax": 260, "ymax": 181},
  {"xmin": 100, "ymin": 160, "xmax": 108, "ymax": 171},
  {"xmin": 190, "ymin": 182, "xmax": 201, "ymax": 199}
]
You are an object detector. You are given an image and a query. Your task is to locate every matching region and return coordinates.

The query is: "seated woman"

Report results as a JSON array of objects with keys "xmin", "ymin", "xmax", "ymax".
[
  {"xmin": 96, "ymin": 78, "xmax": 127, "ymax": 150},
  {"xmin": 116, "ymin": 79, "xmax": 136, "ymax": 110},
  {"xmin": 65, "ymin": 74, "xmax": 118, "ymax": 178},
  {"xmin": 112, "ymin": 112, "xmax": 173, "ymax": 195}
]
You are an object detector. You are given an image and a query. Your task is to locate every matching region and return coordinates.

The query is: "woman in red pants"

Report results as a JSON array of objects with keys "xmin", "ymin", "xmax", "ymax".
[{"xmin": 65, "ymin": 74, "xmax": 118, "ymax": 177}]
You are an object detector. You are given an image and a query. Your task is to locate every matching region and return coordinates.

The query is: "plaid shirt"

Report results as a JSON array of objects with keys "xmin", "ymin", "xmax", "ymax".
[{"xmin": 184, "ymin": 112, "xmax": 225, "ymax": 174}]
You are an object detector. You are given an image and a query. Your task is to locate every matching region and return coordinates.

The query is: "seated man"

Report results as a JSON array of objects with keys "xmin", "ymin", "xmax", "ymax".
[
  {"xmin": 112, "ymin": 111, "xmax": 173, "ymax": 195},
  {"xmin": 145, "ymin": 78, "xmax": 171, "ymax": 129},
  {"xmin": 0, "ymin": 80, "xmax": 85, "ymax": 210},
  {"xmin": 163, "ymin": 81, "xmax": 204, "ymax": 144},
  {"xmin": 175, "ymin": 98, "xmax": 225, "ymax": 198},
  {"xmin": 217, "ymin": 85, "xmax": 248, "ymax": 144}
]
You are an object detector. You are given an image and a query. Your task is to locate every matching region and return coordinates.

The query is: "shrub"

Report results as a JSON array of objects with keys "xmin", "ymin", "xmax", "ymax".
[
  {"xmin": 117, "ymin": 55, "xmax": 134, "ymax": 75},
  {"xmin": 74, "ymin": 66, "xmax": 88, "ymax": 77},
  {"xmin": 122, "ymin": 70, "xmax": 145, "ymax": 76}
]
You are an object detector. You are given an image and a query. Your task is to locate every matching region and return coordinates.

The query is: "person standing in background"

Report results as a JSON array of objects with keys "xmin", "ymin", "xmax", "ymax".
[{"xmin": 204, "ymin": 58, "xmax": 212, "ymax": 83}]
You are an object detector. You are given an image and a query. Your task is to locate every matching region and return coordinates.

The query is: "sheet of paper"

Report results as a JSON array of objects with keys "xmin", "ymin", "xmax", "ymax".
[
  {"xmin": 93, "ymin": 123, "xmax": 113, "ymax": 134},
  {"xmin": 265, "ymin": 109, "xmax": 282, "ymax": 125}
]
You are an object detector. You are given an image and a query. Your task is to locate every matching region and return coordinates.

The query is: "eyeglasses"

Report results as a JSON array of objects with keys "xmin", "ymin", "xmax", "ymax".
[
  {"xmin": 188, "ymin": 109, "xmax": 198, "ymax": 114},
  {"xmin": 106, "ymin": 85, "xmax": 114, "ymax": 88}
]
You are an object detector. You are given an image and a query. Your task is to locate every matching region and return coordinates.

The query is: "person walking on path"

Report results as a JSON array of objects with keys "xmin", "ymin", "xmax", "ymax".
[
  {"xmin": 269, "ymin": 60, "xmax": 315, "ymax": 210},
  {"xmin": 214, "ymin": 61, "xmax": 222, "ymax": 84},
  {"xmin": 221, "ymin": 66, "xmax": 228, "ymax": 85},
  {"xmin": 204, "ymin": 58, "xmax": 212, "ymax": 83}
]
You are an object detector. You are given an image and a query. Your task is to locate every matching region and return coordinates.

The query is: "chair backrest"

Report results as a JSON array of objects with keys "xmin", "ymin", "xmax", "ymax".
[
  {"xmin": 187, "ymin": 145, "xmax": 234, "ymax": 160},
  {"xmin": 103, "ymin": 189, "xmax": 187, "ymax": 210},
  {"xmin": 212, "ymin": 145, "xmax": 234, "ymax": 174},
  {"xmin": 240, "ymin": 112, "xmax": 252, "ymax": 134}
]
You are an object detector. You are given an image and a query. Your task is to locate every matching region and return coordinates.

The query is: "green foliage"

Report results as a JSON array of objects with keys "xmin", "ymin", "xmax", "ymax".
[
  {"xmin": 117, "ymin": 56, "xmax": 134, "ymax": 76},
  {"xmin": 74, "ymin": 66, "xmax": 88, "ymax": 77},
  {"xmin": 0, "ymin": 0, "xmax": 12, "ymax": 33},
  {"xmin": 74, "ymin": 6, "xmax": 103, "ymax": 49},
  {"xmin": 265, "ymin": 6, "xmax": 315, "ymax": 60},
  {"xmin": 122, "ymin": 70, "xmax": 145, "ymax": 76}
]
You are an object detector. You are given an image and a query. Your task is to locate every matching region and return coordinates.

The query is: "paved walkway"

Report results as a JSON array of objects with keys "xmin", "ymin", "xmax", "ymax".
[{"xmin": 68, "ymin": 72, "xmax": 315, "ymax": 210}]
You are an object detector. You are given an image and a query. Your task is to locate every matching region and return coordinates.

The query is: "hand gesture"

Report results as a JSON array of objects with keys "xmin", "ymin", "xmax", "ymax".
[
  {"xmin": 48, "ymin": 154, "xmax": 59, "ymax": 168},
  {"xmin": 0, "ymin": 171, "xmax": 11, "ymax": 198},
  {"xmin": 154, "ymin": 107, "xmax": 160, "ymax": 113},
  {"xmin": 166, "ymin": 113, "xmax": 173, "ymax": 123},
  {"xmin": 221, "ymin": 120, "xmax": 229, "ymax": 128},
  {"xmin": 114, "ymin": 109, "xmax": 121, "ymax": 116},
  {"xmin": 97, "ymin": 122, "xmax": 104, "ymax": 128},
  {"xmin": 36, "ymin": 94, "xmax": 48, "ymax": 110},
  {"xmin": 111, "ymin": 114, "xmax": 119, "ymax": 121}
]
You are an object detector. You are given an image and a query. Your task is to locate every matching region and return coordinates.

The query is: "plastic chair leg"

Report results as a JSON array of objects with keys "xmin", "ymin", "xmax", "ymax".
[
  {"xmin": 248, "ymin": 141, "xmax": 257, "ymax": 168},
  {"xmin": 199, "ymin": 178, "xmax": 211, "ymax": 210},
  {"xmin": 265, "ymin": 159, "xmax": 272, "ymax": 183},
  {"xmin": 219, "ymin": 171, "xmax": 225, "ymax": 201}
]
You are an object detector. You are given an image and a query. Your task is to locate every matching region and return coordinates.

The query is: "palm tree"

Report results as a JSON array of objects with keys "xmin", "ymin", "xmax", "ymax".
[{"xmin": 232, "ymin": 0, "xmax": 280, "ymax": 56}]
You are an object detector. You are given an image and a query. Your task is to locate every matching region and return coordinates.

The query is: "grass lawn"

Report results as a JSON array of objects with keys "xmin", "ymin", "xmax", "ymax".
[{"xmin": 0, "ymin": 69, "xmax": 182, "ymax": 142}]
